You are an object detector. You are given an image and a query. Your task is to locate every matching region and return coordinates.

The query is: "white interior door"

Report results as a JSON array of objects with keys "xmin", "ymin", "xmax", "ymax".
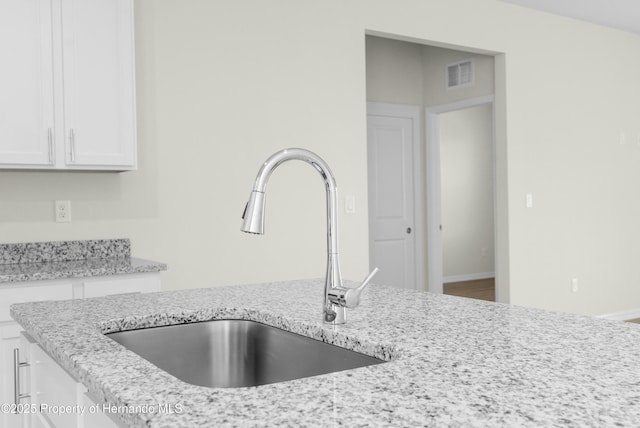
[{"xmin": 367, "ymin": 104, "xmax": 418, "ymax": 289}]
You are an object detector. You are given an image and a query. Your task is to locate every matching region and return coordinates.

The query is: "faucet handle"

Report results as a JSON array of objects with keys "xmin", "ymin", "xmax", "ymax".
[{"xmin": 331, "ymin": 267, "xmax": 379, "ymax": 309}]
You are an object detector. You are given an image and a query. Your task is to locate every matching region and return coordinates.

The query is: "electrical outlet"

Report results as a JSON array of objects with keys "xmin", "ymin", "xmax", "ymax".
[{"xmin": 55, "ymin": 200, "xmax": 71, "ymax": 223}]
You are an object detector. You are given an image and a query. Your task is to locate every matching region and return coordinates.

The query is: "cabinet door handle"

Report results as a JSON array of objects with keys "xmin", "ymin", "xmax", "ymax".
[
  {"xmin": 69, "ymin": 128, "xmax": 76, "ymax": 162},
  {"xmin": 13, "ymin": 348, "xmax": 30, "ymax": 405},
  {"xmin": 47, "ymin": 128, "xmax": 53, "ymax": 163}
]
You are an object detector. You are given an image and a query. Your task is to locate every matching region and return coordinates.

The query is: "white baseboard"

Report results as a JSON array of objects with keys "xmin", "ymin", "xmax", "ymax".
[
  {"xmin": 443, "ymin": 272, "xmax": 495, "ymax": 284},
  {"xmin": 596, "ymin": 308, "xmax": 640, "ymax": 321}
]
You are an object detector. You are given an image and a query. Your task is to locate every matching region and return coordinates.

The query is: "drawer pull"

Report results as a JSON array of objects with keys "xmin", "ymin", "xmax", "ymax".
[{"xmin": 13, "ymin": 348, "xmax": 30, "ymax": 405}]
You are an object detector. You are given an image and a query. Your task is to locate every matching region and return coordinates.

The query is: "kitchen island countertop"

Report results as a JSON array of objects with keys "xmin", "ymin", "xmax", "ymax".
[{"xmin": 10, "ymin": 279, "xmax": 640, "ymax": 427}]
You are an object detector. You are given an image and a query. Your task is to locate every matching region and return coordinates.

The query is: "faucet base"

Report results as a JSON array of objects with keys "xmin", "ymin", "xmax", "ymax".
[{"xmin": 324, "ymin": 305, "xmax": 346, "ymax": 325}]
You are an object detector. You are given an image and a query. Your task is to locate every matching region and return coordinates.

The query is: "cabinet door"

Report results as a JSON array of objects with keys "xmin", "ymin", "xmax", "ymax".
[
  {"xmin": 0, "ymin": 0, "xmax": 55, "ymax": 167},
  {"xmin": 0, "ymin": 282, "xmax": 73, "ymax": 428},
  {"xmin": 31, "ymin": 345, "xmax": 81, "ymax": 428},
  {"xmin": 61, "ymin": 0, "xmax": 136, "ymax": 169},
  {"xmin": 0, "ymin": 325, "xmax": 29, "ymax": 428}
]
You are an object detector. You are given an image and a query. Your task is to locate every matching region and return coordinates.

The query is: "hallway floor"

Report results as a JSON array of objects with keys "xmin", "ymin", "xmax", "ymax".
[
  {"xmin": 443, "ymin": 279, "xmax": 640, "ymax": 325},
  {"xmin": 443, "ymin": 278, "xmax": 495, "ymax": 302}
]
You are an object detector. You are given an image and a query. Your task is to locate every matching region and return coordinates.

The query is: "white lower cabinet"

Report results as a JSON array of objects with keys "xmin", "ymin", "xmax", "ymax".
[
  {"xmin": 24, "ymin": 335, "xmax": 123, "ymax": 428},
  {"xmin": 81, "ymin": 274, "xmax": 160, "ymax": 299},
  {"xmin": 31, "ymin": 343, "xmax": 81, "ymax": 428},
  {"xmin": 0, "ymin": 273, "xmax": 160, "ymax": 428},
  {"xmin": 0, "ymin": 282, "xmax": 74, "ymax": 324},
  {"xmin": 0, "ymin": 325, "xmax": 29, "ymax": 428},
  {"xmin": 0, "ymin": 282, "xmax": 73, "ymax": 428}
]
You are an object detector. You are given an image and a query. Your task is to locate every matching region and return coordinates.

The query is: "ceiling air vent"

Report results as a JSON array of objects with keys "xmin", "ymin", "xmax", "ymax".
[{"xmin": 447, "ymin": 59, "xmax": 473, "ymax": 88}]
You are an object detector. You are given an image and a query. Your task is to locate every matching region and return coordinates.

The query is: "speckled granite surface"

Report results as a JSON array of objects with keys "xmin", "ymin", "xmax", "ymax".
[
  {"xmin": 0, "ymin": 239, "xmax": 130, "ymax": 264},
  {"xmin": 0, "ymin": 239, "xmax": 167, "ymax": 284},
  {"xmin": 10, "ymin": 280, "xmax": 640, "ymax": 427}
]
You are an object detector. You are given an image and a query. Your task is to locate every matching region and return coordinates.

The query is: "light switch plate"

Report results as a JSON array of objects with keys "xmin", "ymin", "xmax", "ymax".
[{"xmin": 345, "ymin": 195, "xmax": 356, "ymax": 214}]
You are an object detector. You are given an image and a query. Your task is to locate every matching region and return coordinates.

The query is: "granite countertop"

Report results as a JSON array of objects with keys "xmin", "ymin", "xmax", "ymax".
[
  {"xmin": 0, "ymin": 239, "xmax": 167, "ymax": 284},
  {"xmin": 10, "ymin": 279, "xmax": 640, "ymax": 427}
]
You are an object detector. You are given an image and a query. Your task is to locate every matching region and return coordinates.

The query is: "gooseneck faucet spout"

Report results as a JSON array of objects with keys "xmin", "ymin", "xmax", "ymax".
[{"xmin": 241, "ymin": 148, "xmax": 378, "ymax": 325}]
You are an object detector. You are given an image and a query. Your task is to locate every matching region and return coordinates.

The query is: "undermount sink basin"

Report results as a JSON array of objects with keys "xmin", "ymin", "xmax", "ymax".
[{"xmin": 106, "ymin": 319, "xmax": 385, "ymax": 388}]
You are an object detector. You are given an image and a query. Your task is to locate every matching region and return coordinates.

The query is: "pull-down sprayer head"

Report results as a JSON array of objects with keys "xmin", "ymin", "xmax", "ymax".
[{"xmin": 241, "ymin": 191, "xmax": 266, "ymax": 235}]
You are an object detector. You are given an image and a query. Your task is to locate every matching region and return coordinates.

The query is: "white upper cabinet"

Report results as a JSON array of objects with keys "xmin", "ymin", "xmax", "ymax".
[
  {"xmin": 0, "ymin": 0, "xmax": 55, "ymax": 166},
  {"xmin": 0, "ymin": 0, "xmax": 137, "ymax": 171},
  {"xmin": 61, "ymin": 0, "xmax": 136, "ymax": 168}
]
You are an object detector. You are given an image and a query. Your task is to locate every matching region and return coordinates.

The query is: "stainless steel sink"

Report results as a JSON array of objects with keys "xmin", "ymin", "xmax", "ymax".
[{"xmin": 106, "ymin": 319, "xmax": 385, "ymax": 388}]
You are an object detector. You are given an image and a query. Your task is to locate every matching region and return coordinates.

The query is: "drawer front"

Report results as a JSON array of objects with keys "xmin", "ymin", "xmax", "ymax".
[
  {"xmin": 0, "ymin": 283, "xmax": 73, "ymax": 323},
  {"xmin": 31, "ymin": 345, "xmax": 79, "ymax": 428},
  {"xmin": 83, "ymin": 274, "xmax": 160, "ymax": 298}
]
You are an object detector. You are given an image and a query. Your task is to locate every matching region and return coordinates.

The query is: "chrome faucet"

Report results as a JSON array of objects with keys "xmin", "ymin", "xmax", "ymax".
[{"xmin": 241, "ymin": 148, "xmax": 378, "ymax": 325}]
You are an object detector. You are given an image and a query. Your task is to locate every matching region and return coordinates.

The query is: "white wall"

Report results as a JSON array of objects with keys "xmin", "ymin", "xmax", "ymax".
[
  {"xmin": 2, "ymin": 0, "xmax": 640, "ymax": 317},
  {"xmin": 441, "ymin": 104, "xmax": 495, "ymax": 280}
]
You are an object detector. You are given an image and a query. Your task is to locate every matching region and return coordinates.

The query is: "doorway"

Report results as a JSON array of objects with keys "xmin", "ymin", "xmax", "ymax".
[
  {"xmin": 365, "ymin": 34, "xmax": 507, "ymax": 300},
  {"xmin": 427, "ymin": 97, "xmax": 496, "ymax": 300}
]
